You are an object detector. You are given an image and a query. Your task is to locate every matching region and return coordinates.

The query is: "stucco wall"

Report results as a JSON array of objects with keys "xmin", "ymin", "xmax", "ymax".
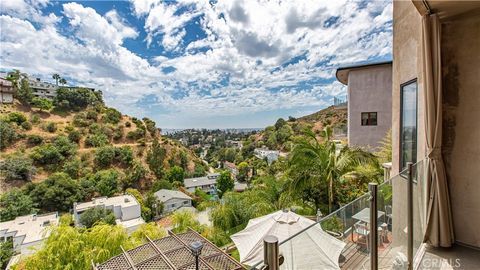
[
  {"xmin": 441, "ymin": 11, "xmax": 480, "ymax": 247},
  {"xmin": 347, "ymin": 64, "xmax": 392, "ymax": 150}
]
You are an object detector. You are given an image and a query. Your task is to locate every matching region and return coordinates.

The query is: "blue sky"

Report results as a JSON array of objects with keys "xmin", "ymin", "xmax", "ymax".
[{"xmin": 0, "ymin": 0, "xmax": 392, "ymax": 128}]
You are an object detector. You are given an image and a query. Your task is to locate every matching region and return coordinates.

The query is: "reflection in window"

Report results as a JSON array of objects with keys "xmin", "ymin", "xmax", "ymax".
[
  {"xmin": 400, "ymin": 80, "xmax": 417, "ymax": 170},
  {"xmin": 361, "ymin": 112, "xmax": 377, "ymax": 126}
]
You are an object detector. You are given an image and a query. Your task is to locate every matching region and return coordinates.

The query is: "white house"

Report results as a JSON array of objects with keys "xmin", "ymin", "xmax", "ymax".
[
  {"xmin": 28, "ymin": 78, "xmax": 58, "ymax": 99},
  {"xmin": 0, "ymin": 213, "xmax": 59, "ymax": 255},
  {"xmin": 73, "ymin": 195, "xmax": 144, "ymax": 233},
  {"xmin": 184, "ymin": 173, "xmax": 219, "ymax": 194},
  {"xmin": 0, "ymin": 78, "xmax": 14, "ymax": 104},
  {"xmin": 254, "ymin": 148, "xmax": 279, "ymax": 164},
  {"xmin": 154, "ymin": 189, "xmax": 192, "ymax": 214}
]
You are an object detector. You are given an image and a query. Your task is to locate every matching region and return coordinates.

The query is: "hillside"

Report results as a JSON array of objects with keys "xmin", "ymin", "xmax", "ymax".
[
  {"xmin": 251, "ymin": 105, "xmax": 347, "ymax": 151},
  {"xmin": 0, "ymin": 100, "xmax": 205, "ymax": 193}
]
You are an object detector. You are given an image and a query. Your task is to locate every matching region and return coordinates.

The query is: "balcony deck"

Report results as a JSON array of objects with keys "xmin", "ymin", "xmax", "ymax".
[{"xmin": 340, "ymin": 231, "xmax": 397, "ymax": 270}]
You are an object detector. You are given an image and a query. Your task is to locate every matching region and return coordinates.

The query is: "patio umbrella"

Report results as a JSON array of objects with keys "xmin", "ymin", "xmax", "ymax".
[{"xmin": 231, "ymin": 210, "xmax": 346, "ymax": 269}]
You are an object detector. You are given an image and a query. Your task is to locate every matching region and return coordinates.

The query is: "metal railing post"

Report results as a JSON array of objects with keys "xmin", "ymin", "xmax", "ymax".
[
  {"xmin": 369, "ymin": 182, "xmax": 378, "ymax": 270},
  {"xmin": 263, "ymin": 235, "xmax": 279, "ymax": 270},
  {"xmin": 407, "ymin": 162, "xmax": 414, "ymax": 270}
]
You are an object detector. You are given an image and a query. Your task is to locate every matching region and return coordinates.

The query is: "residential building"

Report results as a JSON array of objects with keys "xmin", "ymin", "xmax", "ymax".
[
  {"xmin": 28, "ymin": 78, "xmax": 58, "ymax": 99},
  {"xmin": 254, "ymin": 147, "xmax": 279, "ymax": 164},
  {"xmin": 223, "ymin": 161, "xmax": 238, "ymax": 176},
  {"xmin": 0, "ymin": 78, "xmax": 14, "ymax": 104},
  {"xmin": 73, "ymin": 195, "xmax": 145, "ymax": 233},
  {"xmin": 154, "ymin": 189, "xmax": 192, "ymax": 214},
  {"xmin": 390, "ymin": 1, "xmax": 480, "ymax": 265},
  {"xmin": 336, "ymin": 61, "xmax": 392, "ymax": 150},
  {"xmin": 184, "ymin": 173, "xmax": 219, "ymax": 194},
  {"xmin": 226, "ymin": 140, "xmax": 243, "ymax": 149},
  {"xmin": 0, "ymin": 213, "xmax": 59, "ymax": 255}
]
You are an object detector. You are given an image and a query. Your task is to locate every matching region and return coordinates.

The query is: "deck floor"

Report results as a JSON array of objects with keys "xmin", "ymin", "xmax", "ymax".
[{"xmin": 340, "ymin": 232, "xmax": 396, "ymax": 270}]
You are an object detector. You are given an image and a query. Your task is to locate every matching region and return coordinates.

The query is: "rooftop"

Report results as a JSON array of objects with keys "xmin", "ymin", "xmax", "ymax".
[
  {"xmin": 184, "ymin": 174, "xmax": 219, "ymax": 189},
  {"xmin": 94, "ymin": 229, "xmax": 245, "ymax": 270},
  {"xmin": 155, "ymin": 189, "xmax": 192, "ymax": 202},
  {"xmin": 74, "ymin": 195, "xmax": 139, "ymax": 212},
  {"xmin": 0, "ymin": 213, "xmax": 59, "ymax": 244},
  {"xmin": 335, "ymin": 60, "xmax": 392, "ymax": 85}
]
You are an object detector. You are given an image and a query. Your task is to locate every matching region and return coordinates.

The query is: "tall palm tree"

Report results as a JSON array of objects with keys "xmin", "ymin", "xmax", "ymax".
[
  {"xmin": 59, "ymin": 78, "xmax": 67, "ymax": 86},
  {"xmin": 288, "ymin": 127, "xmax": 377, "ymax": 213},
  {"xmin": 52, "ymin": 73, "xmax": 60, "ymax": 86}
]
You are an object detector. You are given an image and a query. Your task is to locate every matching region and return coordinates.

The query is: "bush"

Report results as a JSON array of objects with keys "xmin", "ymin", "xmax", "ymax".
[
  {"xmin": 91, "ymin": 169, "xmax": 119, "ymax": 196},
  {"xmin": 63, "ymin": 158, "xmax": 82, "ymax": 179},
  {"xmin": 121, "ymin": 162, "xmax": 146, "ymax": 189},
  {"xmin": 30, "ymin": 144, "xmax": 64, "ymax": 165},
  {"xmin": 86, "ymin": 110, "xmax": 98, "ymax": 121},
  {"xmin": 84, "ymin": 133, "xmax": 109, "ymax": 148},
  {"xmin": 0, "ymin": 188, "xmax": 35, "ymax": 221},
  {"xmin": 30, "ymin": 114, "xmax": 41, "ymax": 124},
  {"xmin": 94, "ymin": 146, "xmax": 116, "ymax": 168},
  {"xmin": 21, "ymin": 121, "xmax": 32, "ymax": 130},
  {"xmin": 126, "ymin": 129, "xmax": 145, "ymax": 141},
  {"xmin": 115, "ymin": 146, "xmax": 134, "ymax": 167},
  {"xmin": 125, "ymin": 121, "xmax": 131, "ymax": 128},
  {"xmin": 103, "ymin": 108, "xmax": 122, "ymax": 124},
  {"xmin": 27, "ymin": 135, "xmax": 44, "ymax": 146},
  {"xmin": 7, "ymin": 112, "xmax": 27, "ymax": 125},
  {"xmin": 112, "ymin": 126, "xmax": 124, "ymax": 141},
  {"xmin": 0, "ymin": 121, "xmax": 17, "ymax": 150},
  {"xmin": 0, "ymin": 154, "xmax": 36, "ymax": 181},
  {"xmin": 68, "ymin": 129, "xmax": 82, "ymax": 143},
  {"xmin": 54, "ymin": 87, "xmax": 103, "ymax": 111},
  {"xmin": 73, "ymin": 112, "xmax": 90, "ymax": 127},
  {"xmin": 31, "ymin": 97, "xmax": 53, "ymax": 111},
  {"xmin": 79, "ymin": 207, "xmax": 116, "ymax": 228},
  {"xmin": 53, "ymin": 136, "xmax": 77, "ymax": 157},
  {"xmin": 43, "ymin": 122, "xmax": 57, "ymax": 133}
]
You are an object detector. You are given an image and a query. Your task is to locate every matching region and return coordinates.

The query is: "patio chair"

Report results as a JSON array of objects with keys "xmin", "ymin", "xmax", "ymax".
[
  {"xmin": 385, "ymin": 205, "xmax": 393, "ymax": 226},
  {"xmin": 354, "ymin": 222, "xmax": 369, "ymax": 250}
]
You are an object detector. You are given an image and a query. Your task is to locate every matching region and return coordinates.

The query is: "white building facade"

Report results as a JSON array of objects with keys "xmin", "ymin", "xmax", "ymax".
[
  {"xmin": 184, "ymin": 173, "xmax": 219, "ymax": 194},
  {"xmin": 154, "ymin": 189, "xmax": 192, "ymax": 214}
]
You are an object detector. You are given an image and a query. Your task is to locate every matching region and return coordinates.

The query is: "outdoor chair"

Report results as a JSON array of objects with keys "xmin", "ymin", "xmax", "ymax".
[
  {"xmin": 354, "ymin": 222, "xmax": 369, "ymax": 250},
  {"xmin": 385, "ymin": 205, "xmax": 393, "ymax": 227}
]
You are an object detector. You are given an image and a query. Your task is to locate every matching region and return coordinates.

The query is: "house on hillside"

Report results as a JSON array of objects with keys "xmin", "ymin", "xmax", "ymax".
[
  {"xmin": 154, "ymin": 189, "xmax": 192, "ymax": 214},
  {"xmin": 336, "ymin": 61, "xmax": 392, "ymax": 150},
  {"xmin": 254, "ymin": 147, "xmax": 279, "ymax": 164},
  {"xmin": 184, "ymin": 173, "xmax": 219, "ymax": 195},
  {"xmin": 28, "ymin": 78, "xmax": 58, "ymax": 99},
  {"xmin": 73, "ymin": 195, "xmax": 145, "ymax": 233},
  {"xmin": 0, "ymin": 78, "xmax": 14, "ymax": 104},
  {"xmin": 223, "ymin": 161, "xmax": 238, "ymax": 176},
  {"xmin": 0, "ymin": 213, "xmax": 59, "ymax": 255}
]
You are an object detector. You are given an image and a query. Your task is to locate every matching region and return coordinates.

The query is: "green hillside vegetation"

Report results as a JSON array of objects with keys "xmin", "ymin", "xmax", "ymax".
[{"xmin": 0, "ymin": 82, "xmax": 206, "ymax": 223}]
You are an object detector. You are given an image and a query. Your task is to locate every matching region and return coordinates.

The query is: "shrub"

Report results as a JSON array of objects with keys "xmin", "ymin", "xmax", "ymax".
[
  {"xmin": 30, "ymin": 144, "xmax": 64, "ymax": 165},
  {"xmin": 53, "ymin": 136, "xmax": 77, "ymax": 157},
  {"xmin": 0, "ymin": 188, "xmax": 35, "ymax": 221},
  {"xmin": 126, "ymin": 129, "xmax": 145, "ymax": 141},
  {"xmin": 86, "ymin": 110, "xmax": 98, "ymax": 121},
  {"xmin": 84, "ymin": 133, "xmax": 109, "ymax": 148},
  {"xmin": 125, "ymin": 121, "xmax": 131, "ymax": 128},
  {"xmin": 67, "ymin": 129, "xmax": 82, "ymax": 143},
  {"xmin": 73, "ymin": 112, "xmax": 90, "ymax": 127},
  {"xmin": 31, "ymin": 97, "xmax": 53, "ymax": 111},
  {"xmin": 112, "ymin": 126, "xmax": 124, "ymax": 141},
  {"xmin": 121, "ymin": 162, "xmax": 146, "ymax": 189},
  {"xmin": 94, "ymin": 146, "xmax": 116, "ymax": 168},
  {"xmin": 63, "ymin": 158, "xmax": 82, "ymax": 179},
  {"xmin": 21, "ymin": 121, "xmax": 32, "ymax": 130},
  {"xmin": 115, "ymin": 146, "xmax": 134, "ymax": 167},
  {"xmin": 151, "ymin": 179, "xmax": 172, "ymax": 192},
  {"xmin": 7, "ymin": 112, "xmax": 27, "ymax": 125},
  {"xmin": 54, "ymin": 87, "xmax": 103, "ymax": 111},
  {"xmin": 27, "ymin": 135, "xmax": 44, "ymax": 146},
  {"xmin": 142, "ymin": 117, "xmax": 156, "ymax": 135},
  {"xmin": 0, "ymin": 121, "xmax": 17, "ymax": 150},
  {"xmin": 103, "ymin": 108, "xmax": 122, "ymax": 124},
  {"xmin": 30, "ymin": 114, "xmax": 41, "ymax": 124},
  {"xmin": 91, "ymin": 169, "xmax": 119, "ymax": 196},
  {"xmin": 79, "ymin": 207, "xmax": 116, "ymax": 228},
  {"xmin": 0, "ymin": 154, "xmax": 36, "ymax": 181},
  {"xmin": 43, "ymin": 122, "xmax": 57, "ymax": 133}
]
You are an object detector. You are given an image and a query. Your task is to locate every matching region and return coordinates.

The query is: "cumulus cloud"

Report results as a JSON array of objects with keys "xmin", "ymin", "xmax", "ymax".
[{"xmin": 1, "ymin": 0, "xmax": 393, "ymax": 127}]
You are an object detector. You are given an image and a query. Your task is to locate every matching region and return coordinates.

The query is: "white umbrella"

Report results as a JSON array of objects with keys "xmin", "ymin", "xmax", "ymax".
[{"xmin": 231, "ymin": 210, "xmax": 346, "ymax": 269}]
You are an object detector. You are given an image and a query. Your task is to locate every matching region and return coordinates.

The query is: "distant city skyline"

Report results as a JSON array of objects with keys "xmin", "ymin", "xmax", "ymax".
[{"xmin": 0, "ymin": 0, "xmax": 392, "ymax": 128}]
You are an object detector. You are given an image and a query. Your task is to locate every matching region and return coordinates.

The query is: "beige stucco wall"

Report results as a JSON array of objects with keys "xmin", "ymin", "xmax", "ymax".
[
  {"xmin": 347, "ymin": 65, "xmax": 392, "ymax": 150},
  {"xmin": 441, "ymin": 11, "xmax": 480, "ymax": 248}
]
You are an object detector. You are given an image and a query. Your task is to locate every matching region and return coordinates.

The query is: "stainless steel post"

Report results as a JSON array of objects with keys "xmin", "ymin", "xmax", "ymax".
[
  {"xmin": 407, "ymin": 162, "xmax": 414, "ymax": 270},
  {"xmin": 263, "ymin": 235, "xmax": 279, "ymax": 270},
  {"xmin": 369, "ymin": 182, "xmax": 378, "ymax": 270}
]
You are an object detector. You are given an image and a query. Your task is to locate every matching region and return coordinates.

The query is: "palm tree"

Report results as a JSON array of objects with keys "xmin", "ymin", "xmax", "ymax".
[
  {"xmin": 59, "ymin": 78, "xmax": 67, "ymax": 86},
  {"xmin": 288, "ymin": 127, "xmax": 377, "ymax": 213},
  {"xmin": 52, "ymin": 73, "xmax": 60, "ymax": 86}
]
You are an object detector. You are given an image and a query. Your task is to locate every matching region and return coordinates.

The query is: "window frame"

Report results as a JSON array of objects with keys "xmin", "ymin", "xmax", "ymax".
[
  {"xmin": 399, "ymin": 78, "xmax": 418, "ymax": 171},
  {"xmin": 361, "ymin": 112, "xmax": 378, "ymax": 126}
]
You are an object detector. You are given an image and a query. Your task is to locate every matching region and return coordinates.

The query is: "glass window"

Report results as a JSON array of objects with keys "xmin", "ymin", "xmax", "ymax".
[
  {"xmin": 400, "ymin": 80, "xmax": 418, "ymax": 170},
  {"xmin": 361, "ymin": 112, "xmax": 377, "ymax": 126}
]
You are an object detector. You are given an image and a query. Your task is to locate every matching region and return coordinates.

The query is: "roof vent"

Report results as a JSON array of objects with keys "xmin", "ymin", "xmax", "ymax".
[{"xmin": 124, "ymin": 198, "xmax": 130, "ymax": 203}]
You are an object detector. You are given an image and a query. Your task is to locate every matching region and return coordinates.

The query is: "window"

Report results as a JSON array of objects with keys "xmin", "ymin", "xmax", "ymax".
[
  {"xmin": 400, "ymin": 79, "xmax": 418, "ymax": 170},
  {"xmin": 361, "ymin": 112, "xmax": 377, "ymax": 126}
]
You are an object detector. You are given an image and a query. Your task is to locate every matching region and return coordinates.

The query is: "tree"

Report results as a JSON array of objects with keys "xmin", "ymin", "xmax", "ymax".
[
  {"xmin": 237, "ymin": 162, "xmax": 250, "ymax": 182},
  {"xmin": 122, "ymin": 162, "xmax": 146, "ymax": 189},
  {"xmin": 103, "ymin": 108, "xmax": 122, "ymax": 124},
  {"xmin": 274, "ymin": 118, "xmax": 287, "ymax": 130},
  {"xmin": 27, "ymin": 173, "xmax": 85, "ymax": 212},
  {"xmin": 0, "ymin": 121, "xmax": 17, "ymax": 150},
  {"xmin": 7, "ymin": 112, "xmax": 27, "ymax": 125},
  {"xmin": 166, "ymin": 166, "xmax": 184, "ymax": 184},
  {"xmin": 91, "ymin": 169, "xmax": 119, "ymax": 197},
  {"xmin": 53, "ymin": 135, "xmax": 77, "ymax": 157},
  {"xmin": 216, "ymin": 171, "xmax": 234, "ymax": 198},
  {"xmin": 59, "ymin": 78, "xmax": 67, "ymax": 86},
  {"xmin": 129, "ymin": 223, "xmax": 166, "ymax": 247},
  {"xmin": 288, "ymin": 127, "xmax": 377, "ymax": 213},
  {"xmin": 85, "ymin": 133, "xmax": 109, "ymax": 148},
  {"xmin": 144, "ymin": 192, "xmax": 164, "ymax": 219},
  {"xmin": 375, "ymin": 129, "xmax": 392, "ymax": 163},
  {"xmin": 79, "ymin": 207, "xmax": 116, "ymax": 228},
  {"xmin": 0, "ymin": 188, "xmax": 35, "ymax": 221},
  {"xmin": 52, "ymin": 73, "xmax": 60, "ymax": 86},
  {"xmin": 30, "ymin": 144, "xmax": 64, "ymax": 165},
  {"xmin": 54, "ymin": 87, "xmax": 103, "ymax": 111},
  {"xmin": 94, "ymin": 146, "xmax": 116, "ymax": 168},
  {"xmin": 31, "ymin": 97, "xmax": 53, "ymax": 111},
  {"xmin": 0, "ymin": 240, "xmax": 13, "ymax": 270},
  {"xmin": 171, "ymin": 210, "xmax": 203, "ymax": 234},
  {"xmin": 17, "ymin": 78, "xmax": 33, "ymax": 103},
  {"xmin": 147, "ymin": 139, "xmax": 166, "ymax": 179},
  {"xmin": 151, "ymin": 179, "xmax": 173, "ymax": 192},
  {"xmin": 0, "ymin": 154, "xmax": 36, "ymax": 181},
  {"xmin": 63, "ymin": 158, "xmax": 82, "ymax": 179}
]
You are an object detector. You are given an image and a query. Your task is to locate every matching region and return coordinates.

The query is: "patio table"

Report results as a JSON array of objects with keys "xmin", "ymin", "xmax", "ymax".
[{"xmin": 351, "ymin": 207, "xmax": 385, "ymax": 241}]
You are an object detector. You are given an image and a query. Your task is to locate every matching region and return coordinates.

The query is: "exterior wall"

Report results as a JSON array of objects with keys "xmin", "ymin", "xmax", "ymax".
[
  {"xmin": 347, "ymin": 65, "xmax": 392, "ymax": 150},
  {"xmin": 1, "ymin": 92, "xmax": 14, "ymax": 103},
  {"xmin": 163, "ymin": 198, "xmax": 192, "ymax": 213},
  {"xmin": 441, "ymin": 11, "xmax": 480, "ymax": 247},
  {"xmin": 120, "ymin": 204, "xmax": 141, "ymax": 221}
]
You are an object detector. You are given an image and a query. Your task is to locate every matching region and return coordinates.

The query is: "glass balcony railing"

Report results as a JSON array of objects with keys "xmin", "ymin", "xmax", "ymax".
[{"xmin": 249, "ymin": 160, "xmax": 427, "ymax": 270}]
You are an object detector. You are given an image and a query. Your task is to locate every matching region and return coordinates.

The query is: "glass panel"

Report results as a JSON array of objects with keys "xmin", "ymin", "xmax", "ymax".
[
  {"xmin": 400, "ymin": 80, "xmax": 418, "ymax": 170},
  {"xmin": 412, "ymin": 160, "xmax": 426, "ymax": 263}
]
